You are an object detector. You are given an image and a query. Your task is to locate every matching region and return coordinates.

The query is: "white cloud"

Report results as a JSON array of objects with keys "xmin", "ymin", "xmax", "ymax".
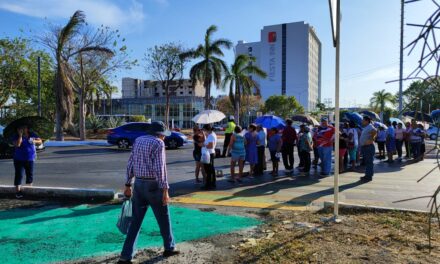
[{"xmin": 0, "ymin": 0, "xmax": 145, "ymax": 29}]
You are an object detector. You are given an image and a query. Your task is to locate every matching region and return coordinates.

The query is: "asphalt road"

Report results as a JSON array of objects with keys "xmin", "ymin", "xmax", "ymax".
[
  {"xmin": 1, "ymin": 142, "xmax": 439, "ymax": 211},
  {"xmin": 0, "ymin": 143, "xmax": 238, "ymax": 194}
]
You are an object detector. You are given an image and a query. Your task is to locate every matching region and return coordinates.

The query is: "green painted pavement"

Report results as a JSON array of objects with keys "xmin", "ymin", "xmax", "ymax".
[{"xmin": 0, "ymin": 205, "xmax": 260, "ymax": 264}]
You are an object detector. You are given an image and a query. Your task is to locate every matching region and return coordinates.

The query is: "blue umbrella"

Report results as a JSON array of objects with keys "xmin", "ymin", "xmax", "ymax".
[
  {"xmin": 255, "ymin": 115, "xmax": 286, "ymax": 129},
  {"xmin": 403, "ymin": 111, "xmax": 433, "ymax": 123},
  {"xmin": 344, "ymin": 112, "xmax": 363, "ymax": 126},
  {"xmin": 360, "ymin": 110, "xmax": 381, "ymax": 121},
  {"xmin": 374, "ymin": 121, "xmax": 387, "ymax": 129}
]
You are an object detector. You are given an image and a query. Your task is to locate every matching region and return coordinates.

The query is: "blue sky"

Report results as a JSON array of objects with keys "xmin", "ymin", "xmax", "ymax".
[{"xmin": 0, "ymin": 0, "xmax": 434, "ymax": 107}]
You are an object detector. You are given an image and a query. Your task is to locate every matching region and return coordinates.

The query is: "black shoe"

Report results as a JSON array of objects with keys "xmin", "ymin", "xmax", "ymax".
[
  {"xmin": 15, "ymin": 191, "xmax": 23, "ymax": 199},
  {"xmin": 360, "ymin": 176, "xmax": 372, "ymax": 182},
  {"xmin": 163, "ymin": 250, "xmax": 180, "ymax": 258},
  {"xmin": 117, "ymin": 259, "xmax": 132, "ymax": 264}
]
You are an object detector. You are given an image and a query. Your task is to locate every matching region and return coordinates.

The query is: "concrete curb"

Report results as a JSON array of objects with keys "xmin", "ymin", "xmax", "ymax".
[
  {"xmin": 44, "ymin": 140, "xmax": 111, "ymax": 147},
  {"xmin": 323, "ymin": 201, "xmax": 429, "ymax": 214},
  {"xmin": 0, "ymin": 185, "xmax": 116, "ymax": 202}
]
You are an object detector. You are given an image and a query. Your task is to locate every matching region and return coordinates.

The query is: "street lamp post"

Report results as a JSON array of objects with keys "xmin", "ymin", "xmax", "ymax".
[
  {"xmin": 329, "ymin": 0, "xmax": 341, "ymax": 219},
  {"xmin": 37, "ymin": 56, "xmax": 41, "ymax": 117}
]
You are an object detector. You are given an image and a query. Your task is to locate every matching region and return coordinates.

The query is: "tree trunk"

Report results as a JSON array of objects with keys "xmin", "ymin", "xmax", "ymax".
[
  {"xmin": 55, "ymin": 110, "xmax": 64, "ymax": 141},
  {"xmin": 79, "ymin": 88, "xmax": 86, "ymax": 141},
  {"xmin": 204, "ymin": 82, "xmax": 211, "ymax": 109},
  {"xmin": 165, "ymin": 83, "xmax": 170, "ymax": 129},
  {"xmin": 234, "ymin": 82, "xmax": 240, "ymax": 125}
]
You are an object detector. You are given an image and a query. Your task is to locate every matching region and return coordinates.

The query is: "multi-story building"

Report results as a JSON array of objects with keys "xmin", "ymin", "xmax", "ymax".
[
  {"xmin": 121, "ymin": 78, "xmax": 205, "ymax": 98},
  {"xmin": 100, "ymin": 78, "xmax": 206, "ymax": 128},
  {"xmin": 236, "ymin": 21, "xmax": 322, "ymax": 111}
]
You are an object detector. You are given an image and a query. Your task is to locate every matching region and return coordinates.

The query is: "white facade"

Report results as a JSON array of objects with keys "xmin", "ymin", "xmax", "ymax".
[
  {"xmin": 236, "ymin": 21, "xmax": 321, "ymax": 111},
  {"xmin": 122, "ymin": 77, "xmax": 205, "ymax": 99}
]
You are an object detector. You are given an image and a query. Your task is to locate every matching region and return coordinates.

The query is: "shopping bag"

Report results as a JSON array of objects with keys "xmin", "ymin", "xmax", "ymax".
[
  {"xmin": 201, "ymin": 148, "xmax": 211, "ymax": 164},
  {"xmin": 116, "ymin": 199, "xmax": 133, "ymax": 235}
]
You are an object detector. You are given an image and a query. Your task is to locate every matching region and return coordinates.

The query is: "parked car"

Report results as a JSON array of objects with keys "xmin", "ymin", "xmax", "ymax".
[
  {"xmin": 0, "ymin": 134, "xmax": 13, "ymax": 159},
  {"xmin": 107, "ymin": 122, "xmax": 188, "ymax": 149},
  {"xmin": 427, "ymin": 126, "xmax": 439, "ymax": 140}
]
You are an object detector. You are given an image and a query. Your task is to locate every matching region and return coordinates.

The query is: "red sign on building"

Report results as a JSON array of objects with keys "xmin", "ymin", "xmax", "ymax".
[{"xmin": 268, "ymin": 32, "xmax": 277, "ymax": 43}]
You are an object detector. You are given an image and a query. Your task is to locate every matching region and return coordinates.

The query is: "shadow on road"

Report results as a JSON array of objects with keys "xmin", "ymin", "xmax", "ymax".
[{"xmin": 19, "ymin": 204, "xmax": 116, "ymax": 225}]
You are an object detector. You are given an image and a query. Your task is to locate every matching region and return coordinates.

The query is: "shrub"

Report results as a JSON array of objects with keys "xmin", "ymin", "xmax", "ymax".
[
  {"xmin": 129, "ymin": 115, "xmax": 146, "ymax": 122},
  {"xmin": 106, "ymin": 117, "xmax": 125, "ymax": 128},
  {"xmin": 86, "ymin": 116, "xmax": 105, "ymax": 133}
]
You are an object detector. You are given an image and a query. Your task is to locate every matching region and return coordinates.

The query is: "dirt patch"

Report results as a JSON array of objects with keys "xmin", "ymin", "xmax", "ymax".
[{"xmin": 236, "ymin": 208, "xmax": 440, "ymax": 264}]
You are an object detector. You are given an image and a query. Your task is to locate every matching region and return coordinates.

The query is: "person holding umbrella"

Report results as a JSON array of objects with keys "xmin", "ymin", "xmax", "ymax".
[
  {"xmin": 13, "ymin": 125, "xmax": 42, "ymax": 198},
  {"xmin": 201, "ymin": 124, "xmax": 217, "ymax": 189}
]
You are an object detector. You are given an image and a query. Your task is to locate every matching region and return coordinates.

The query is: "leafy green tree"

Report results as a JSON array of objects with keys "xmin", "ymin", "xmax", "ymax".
[
  {"xmin": 180, "ymin": 25, "xmax": 232, "ymax": 109},
  {"xmin": 316, "ymin": 100, "xmax": 326, "ymax": 111},
  {"xmin": 369, "ymin": 89, "xmax": 395, "ymax": 119},
  {"xmin": 216, "ymin": 95, "xmax": 263, "ymax": 123},
  {"xmin": 0, "ymin": 37, "xmax": 32, "ymax": 109},
  {"xmin": 264, "ymin": 95, "xmax": 304, "ymax": 118},
  {"xmin": 0, "ymin": 37, "xmax": 55, "ymax": 121},
  {"xmin": 145, "ymin": 43, "xmax": 186, "ymax": 127},
  {"xmin": 221, "ymin": 54, "xmax": 267, "ymax": 124},
  {"xmin": 402, "ymin": 79, "xmax": 440, "ymax": 115}
]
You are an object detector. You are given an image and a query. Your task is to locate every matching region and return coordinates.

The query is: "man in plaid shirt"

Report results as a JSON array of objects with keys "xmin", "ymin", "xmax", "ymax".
[{"xmin": 118, "ymin": 121, "xmax": 180, "ymax": 264}]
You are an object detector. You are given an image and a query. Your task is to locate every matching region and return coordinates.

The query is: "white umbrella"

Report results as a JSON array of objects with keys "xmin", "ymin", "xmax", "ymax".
[{"xmin": 192, "ymin": 110, "xmax": 226, "ymax": 124}]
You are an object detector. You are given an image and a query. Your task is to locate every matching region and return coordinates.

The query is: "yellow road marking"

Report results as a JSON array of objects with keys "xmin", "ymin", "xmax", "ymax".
[{"xmin": 172, "ymin": 196, "xmax": 309, "ymax": 211}]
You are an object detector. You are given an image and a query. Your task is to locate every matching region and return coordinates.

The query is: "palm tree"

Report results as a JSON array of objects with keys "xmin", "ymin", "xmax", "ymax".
[
  {"xmin": 370, "ymin": 89, "xmax": 396, "ymax": 119},
  {"xmin": 180, "ymin": 25, "xmax": 232, "ymax": 109},
  {"xmin": 53, "ymin": 10, "xmax": 86, "ymax": 140},
  {"xmin": 221, "ymin": 54, "xmax": 267, "ymax": 124}
]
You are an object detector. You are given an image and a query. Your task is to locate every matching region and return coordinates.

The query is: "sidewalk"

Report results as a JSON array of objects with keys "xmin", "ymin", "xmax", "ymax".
[{"xmin": 173, "ymin": 150, "xmax": 440, "ymax": 212}]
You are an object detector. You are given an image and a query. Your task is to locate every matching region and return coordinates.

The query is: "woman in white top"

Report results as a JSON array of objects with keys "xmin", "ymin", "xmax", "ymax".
[
  {"xmin": 394, "ymin": 123, "xmax": 405, "ymax": 160},
  {"xmin": 202, "ymin": 124, "xmax": 217, "ymax": 190}
]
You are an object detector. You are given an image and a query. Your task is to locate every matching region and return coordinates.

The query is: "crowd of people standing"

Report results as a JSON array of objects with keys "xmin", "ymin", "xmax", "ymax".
[{"xmin": 191, "ymin": 115, "xmax": 430, "ymax": 189}]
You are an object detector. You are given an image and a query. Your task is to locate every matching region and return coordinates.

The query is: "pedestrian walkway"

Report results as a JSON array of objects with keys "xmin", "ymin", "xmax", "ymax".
[
  {"xmin": 173, "ymin": 153, "xmax": 440, "ymax": 212},
  {"xmin": 0, "ymin": 204, "xmax": 260, "ymax": 264}
]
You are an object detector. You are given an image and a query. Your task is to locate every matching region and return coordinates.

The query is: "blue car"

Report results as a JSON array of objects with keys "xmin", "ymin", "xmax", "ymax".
[
  {"xmin": 107, "ymin": 122, "xmax": 188, "ymax": 149},
  {"xmin": 427, "ymin": 126, "xmax": 439, "ymax": 140}
]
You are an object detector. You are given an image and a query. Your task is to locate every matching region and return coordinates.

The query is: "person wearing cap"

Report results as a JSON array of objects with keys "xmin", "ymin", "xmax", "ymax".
[
  {"xmin": 222, "ymin": 116, "xmax": 236, "ymax": 157},
  {"xmin": 118, "ymin": 121, "xmax": 179, "ymax": 264},
  {"xmin": 359, "ymin": 116, "xmax": 377, "ymax": 182},
  {"xmin": 316, "ymin": 117, "xmax": 335, "ymax": 176}
]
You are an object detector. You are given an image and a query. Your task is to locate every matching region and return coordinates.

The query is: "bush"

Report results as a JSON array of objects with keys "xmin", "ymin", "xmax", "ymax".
[
  {"xmin": 129, "ymin": 115, "xmax": 146, "ymax": 122},
  {"xmin": 86, "ymin": 116, "xmax": 105, "ymax": 133},
  {"xmin": 106, "ymin": 117, "xmax": 125, "ymax": 128}
]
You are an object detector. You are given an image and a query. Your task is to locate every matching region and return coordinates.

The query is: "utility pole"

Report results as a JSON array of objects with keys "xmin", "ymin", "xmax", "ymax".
[
  {"xmin": 399, "ymin": 0, "xmax": 421, "ymax": 117},
  {"xmin": 398, "ymin": 0, "xmax": 404, "ymax": 118},
  {"xmin": 37, "ymin": 56, "xmax": 41, "ymax": 117}
]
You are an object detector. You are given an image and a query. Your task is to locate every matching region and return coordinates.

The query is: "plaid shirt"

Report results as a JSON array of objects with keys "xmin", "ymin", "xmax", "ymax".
[{"xmin": 125, "ymin": 135, "xmax": 169, "ymax": 189}]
